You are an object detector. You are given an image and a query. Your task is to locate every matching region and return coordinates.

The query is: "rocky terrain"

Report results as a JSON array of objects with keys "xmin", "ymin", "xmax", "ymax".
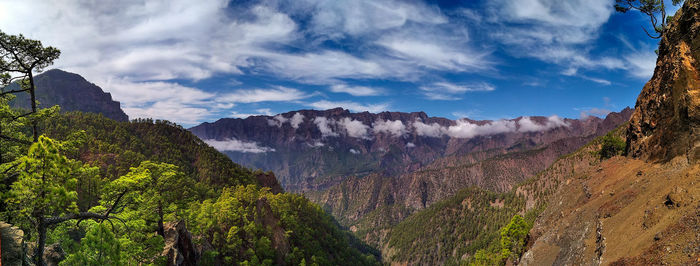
[
  {"xmin": 9, "ymin": 69, "xmax": 129, "ymax": 122},
  {"xmin": 522, "ymin": 1, "xmax": 700, "ymax": 264}
]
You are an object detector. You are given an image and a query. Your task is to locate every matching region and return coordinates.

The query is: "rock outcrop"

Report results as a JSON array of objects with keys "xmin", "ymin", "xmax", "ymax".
[
  {"xmin": 162, "ymin": 221, "xmax": 198, "ymax": 266},
  {"xmin": 9, "ymin": 69, "xmax": 129, "ymax": 122},
  {"xmin": 1, "ymin": 221, "xmax": 31, "ymax": 266},
  {"xmin": 627, "ymin": 0, "xmax": 700, "ymax": 163},
  {"xmin": 521, "ymin": 1, "xmax": 700, "ymax": 264}
]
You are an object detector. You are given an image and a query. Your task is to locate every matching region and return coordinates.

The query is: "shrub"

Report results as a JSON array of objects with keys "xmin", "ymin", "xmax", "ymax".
[{"xmin": 600, "ymin": 133, "xmax": 626, "ymax": 159}]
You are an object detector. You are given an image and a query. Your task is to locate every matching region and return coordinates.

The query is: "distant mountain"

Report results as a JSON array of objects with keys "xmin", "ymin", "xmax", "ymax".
[
  {"xmin": 9, "ymin": 69, "xmax": 128, "ymax": 122},
  {"xmin": 189, "ymin": 107, "xmax": 633, "ymax": 193},
  {"xmin": 189, "ymin": 107, "xmax": 634, "ymax": 255}
]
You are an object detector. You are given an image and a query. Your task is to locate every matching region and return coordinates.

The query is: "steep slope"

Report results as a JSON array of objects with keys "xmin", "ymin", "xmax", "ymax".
[
  {"xmin": 524, "ymin": 1, "xmax": 700, "ymax": 264},
  {"xmin": 302, "ymin": 110, "xmax": 631, "ymax": 248},
  {"xmin": 9, "ymin": 69, "xmax": 128, "ymax": 122},
  {"xmin": 379, "ymin": 123, "xmax": 621, "ymax": 265}
]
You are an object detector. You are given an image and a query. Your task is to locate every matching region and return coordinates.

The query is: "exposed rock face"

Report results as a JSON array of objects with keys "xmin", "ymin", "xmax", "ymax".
[
  {"xmin": 627, "ymin": 0, "xmax": 700, "ymax": 163},
  {"xmin": 522, "ymin": 2, "xmax": 700, "ymax": 264},
  {"xmin": 9, "ymin": 69, "xmax": 129, "ymax": 122},
  {"xmin": 0, "ymin": 221, "xmax": 31, "ymax": 266},
  {"xmin": 43, "ymin": 243, "xmax": 65, "ymax": 266},
  {"xmin": 254, "ymin": 172, "xmax": 284, "ymax": 194},
  {"xmin": 162, "ymin": 221, "xmax": 198, "ymax": 266}
]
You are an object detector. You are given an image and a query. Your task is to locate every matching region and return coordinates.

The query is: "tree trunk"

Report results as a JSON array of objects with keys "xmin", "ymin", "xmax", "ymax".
[
  {"xmin": 34, "ymin": 218, "xmax": 47, "ymax": 266},
  {"xmin": 157, "ymin": 205, "xmax": 165, "ymax": 237},
  {"xmin": 28, "ymin": 71, "xmax": 37, "ymax": 143}
]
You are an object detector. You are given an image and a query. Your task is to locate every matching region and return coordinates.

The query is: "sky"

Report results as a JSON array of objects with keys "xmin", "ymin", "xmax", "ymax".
[{"xmin": 0, "ymin": 0, "xmax": 682, "ymax": 127}]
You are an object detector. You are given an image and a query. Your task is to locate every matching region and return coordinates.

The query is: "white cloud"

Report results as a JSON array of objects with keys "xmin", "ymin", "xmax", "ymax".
[
  {"xmin": 412, "ymin": 120, "xmax": 446, "ymax": 138},
  {"xmin": 373, "ymin": 119, "xmax": 408, "ymax": 136},
  {"xmin": 579, "ymin": 108, "xmax": 612, "ymax": 118},
  {"xmin": 0, "ymin": 0, "xmax": 497, "ymax": 126},
  {"xmin": 349, "ymin": 148, "xmax": 360, "ymax": 154},
  {"xmin": 268, "ymin": 114, "xmax": 289, "ymax": 127},
  {"xmin": 377, "ymin": 34, "xmax": 490, "ymax": 72},
  {"xmin": 445, "ymin": 119, "xmax": 517, "ymax": 138},
  {"xmin": 313, "ymin": 116, "xmax": 338, "ymax": 137},
  {"xmin": 420, "ymin": 82, "xmax": 495, "ymax": 100},
  {"xmin": 338, "ymin": 117, "xmax": 370, "ymax": 139},
  {"xmin": 329, "ymin": 84, "xmax": 383, "ymax": 96},
  {"xmin": 220, "ymin": 87, "xmax": 310, "ymax": 103},
  {"xmin": 290, "ymin": 112, "xmax": 305, "ymax": 129},
  {"xmin": 308, "ymin": 100, "xmax": 389, "ymax": 113},
  {"xmin": 486, "ymin": 0, "xmax": 641, "ymax": 77},
  {"xmin": 517, "ymin": 115, "xmax": 570, "ymax": 132},
  {"xmin": 623, "ymin": 48, "xmax": 657, "ymax": 79},
  {"xmin": 299, "ymin": 0, "xmax": 447, "ymax": 38},
  {"xmin": 204, "ymin": 138, "xmax": 275, "ymax": 153},
  {"xmin": 412, "ymin": 115, "xmax": 569, "ymax": 138},
  {"xmin": 267, "ymin": 112, "xmax": 306, "ymax": 128},
  {"xmin": 231, "ymin": 109, "xmax": 274, "ymax": 119},
  {"xmin": 307, "ymin": 141, "xmax": 325, "ymax": 147},
  {"xmin": 406, "ymin": 142, "xmax": 416, "ymax": 148}
]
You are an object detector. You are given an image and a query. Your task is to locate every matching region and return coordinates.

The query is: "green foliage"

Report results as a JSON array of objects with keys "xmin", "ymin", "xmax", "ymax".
[
  {"xmin": 2, "ymin": 135, "xmax": 96, "ymax": 227},
  {"xmin": 0, "ymin": 103, "xmax": 377, "ymax": 265},
  {"xmin": 614, "ymin": 0, "xmax": 685, "ymax": 38},
  {"xmin": 498, "ymin": 215, "xmax": 529, "ymax": 262},
  {"xmin": 105, "ymin": 161, "xmax": 194, "ymax": 235},
  {"xmin": 60, "ymin": 223, "xmax": 121, "ymax": 265},
  {"xmin": 387, "ymin": 187, "xmax": 528, "ymax": 264},
  {"xmin": 600, "ymin": 132, "xmax": 626, "ymax": 159},
  {"xmin": 466, "ymin": 215, "xmax": 531, "ymax": 266},
  {"xmin": 40, "ymin": 113, "xmax": 256, "ymax": 193},
  {"xmin": 189, "ymin": 185, "xmax": 379, "ymax": 265}
]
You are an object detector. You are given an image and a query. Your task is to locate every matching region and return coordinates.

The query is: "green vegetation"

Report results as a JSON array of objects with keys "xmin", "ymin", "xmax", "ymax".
[
  {"xmin": 385, "ymin": 187, "xmax": 538, "ymax": 265},
  {"xmin": 615, "ymin": 0, "xmax": 684, "ymax": 39},
  {"xmin": 600, "ymin": 132, "xmax": 626, "ymax": 159},
  {"xmin": 468, "ymin": 215, "xmax": 531, "ymax": 266},
  {"xmin": 0, "ymin": 31, "xmax": 377, "ymax": 266}
]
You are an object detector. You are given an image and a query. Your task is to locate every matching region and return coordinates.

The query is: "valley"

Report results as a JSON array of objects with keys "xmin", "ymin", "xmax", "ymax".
[{"xmin": 1, "ymin": 0, "xmax": 700, "ymax": 265}]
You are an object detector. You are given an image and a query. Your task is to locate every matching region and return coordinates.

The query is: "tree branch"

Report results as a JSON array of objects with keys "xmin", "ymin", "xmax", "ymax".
[
  {"xmin": 45, "ymin": 212, "xmax": 111, "ymax": 226},
  {"xmin": 0, "ymin": 88, "xmax": 29, "ymax": 96}
]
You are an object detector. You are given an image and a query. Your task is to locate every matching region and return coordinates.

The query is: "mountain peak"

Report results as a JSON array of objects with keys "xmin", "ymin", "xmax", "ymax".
[{"xmin": 9, "ymin": 69, "xmax": 129, "ymax": 122}]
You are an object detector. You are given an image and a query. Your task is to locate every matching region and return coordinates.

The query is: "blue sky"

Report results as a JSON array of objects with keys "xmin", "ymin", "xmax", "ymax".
[{"xmin": 0, "ymin": 0, "xmax": 681, "ymax": 127}]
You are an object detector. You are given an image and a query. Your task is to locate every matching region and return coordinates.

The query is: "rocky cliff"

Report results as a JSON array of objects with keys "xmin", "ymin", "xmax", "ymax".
[
  {"xmin": 9, "ymin": 69, "xmax": 129, "ymax": 122},
  {"xmin": 627, "ymin": 0, "xmax": 700, "ymax": 163},
  {"xmin": 523, "ymin": 1, "xmax": 700, "ymax": 264}
]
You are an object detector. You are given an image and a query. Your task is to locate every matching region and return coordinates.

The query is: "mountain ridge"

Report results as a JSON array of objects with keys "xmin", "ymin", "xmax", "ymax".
[
  {"xmin": 190, "ymin": 107, "xmax": 633, "ymax": 192},
  {"xmin": 9, "ymin": 69, "xmax": 129, "ymax": 122}
]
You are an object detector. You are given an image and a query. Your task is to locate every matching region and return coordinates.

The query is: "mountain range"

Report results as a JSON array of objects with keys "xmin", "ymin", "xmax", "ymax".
[{"xmin": 7, "ymin": 1, "xmax": 700, "ymax": 261}]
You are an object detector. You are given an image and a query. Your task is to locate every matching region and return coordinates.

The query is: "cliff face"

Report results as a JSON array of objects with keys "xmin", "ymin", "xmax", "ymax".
[
  {"xmin": 9, "ymin": 69, "xmax": 129, "ymax": 122},
  {"xmin": 522, "ymin": 1, "xmax": 700, "ymax": 264},
  {"xmin": 627, "ymin": 0, "xmax": 700, "ymax": 163}
]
